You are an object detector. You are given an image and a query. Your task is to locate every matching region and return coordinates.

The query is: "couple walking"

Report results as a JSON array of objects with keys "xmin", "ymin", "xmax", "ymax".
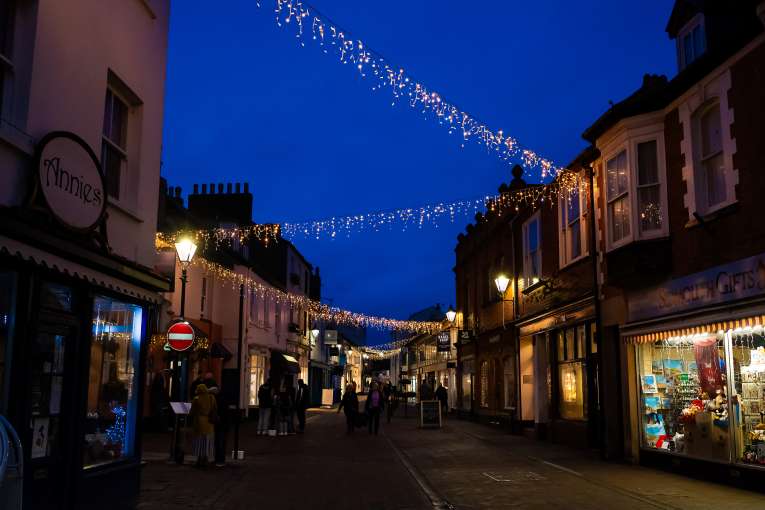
[
  {"xmin": 256, "ymin": 378, "xmax": 311, "ymax": 435},
  {"xmin": 338, "ymin": 381, "xmax": 385, "ymax": 435}
]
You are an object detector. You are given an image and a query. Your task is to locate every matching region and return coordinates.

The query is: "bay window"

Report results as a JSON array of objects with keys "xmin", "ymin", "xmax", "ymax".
[
  {"xmin": 522, "ymin": 213, "xmax": 541, "ymax": 288},
  {"xmin": 559, "ymin": 177, "xmax": 588, "ymax": 266},
  {"xmin": 602, "ymin": 128, "xmax": 667, "ymax": 251},
  {"xmin": 607, "ymin": 150, "xmax": 630, "ymax": 245}
]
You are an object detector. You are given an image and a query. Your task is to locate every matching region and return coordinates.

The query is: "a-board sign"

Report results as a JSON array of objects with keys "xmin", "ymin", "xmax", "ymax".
[
  {"xmin": 170, "ymin": 402, "xmax": 192, "ymax": 415},
  {"xmin": 420, "ymin": 400, "xmax": 442, "ymax": 428},
  {"xmin": 321, "ymin": 388, "xmax": 334, "ymax": 408}
]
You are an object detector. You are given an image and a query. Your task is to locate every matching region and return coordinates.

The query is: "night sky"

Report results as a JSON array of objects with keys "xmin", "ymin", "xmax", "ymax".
[{"xmin": 161, "ymin": 1, "xmax": 676, "ymax": 345}]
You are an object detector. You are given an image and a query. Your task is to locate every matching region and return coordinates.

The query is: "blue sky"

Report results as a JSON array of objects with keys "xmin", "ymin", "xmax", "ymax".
[{"xmin": 161, "ymin": 0, "xmax": 676, "ymax": 344}]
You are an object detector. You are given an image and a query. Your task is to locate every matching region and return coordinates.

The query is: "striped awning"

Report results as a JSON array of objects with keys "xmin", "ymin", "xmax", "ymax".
[{"xmin": 623, "ymin": 315, "xmax": 765, "ymax": 344}]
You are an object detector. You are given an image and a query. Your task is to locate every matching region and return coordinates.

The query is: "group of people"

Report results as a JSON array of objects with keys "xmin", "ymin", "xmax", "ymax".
[
  {"xmin": 255, "ymin": 378, "xmax": 311, "ymax": 436},
  {"xmin": 338, "ymin": 380, "xmax": 396, "ymax": 435},
  {"xmin": 420, "ymin": 378, "xmax": 449, "ymax": 415}
]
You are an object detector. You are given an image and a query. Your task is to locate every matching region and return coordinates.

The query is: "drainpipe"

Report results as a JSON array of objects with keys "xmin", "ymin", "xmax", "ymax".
[{"xmin": 586, "ymin": 164, "xmax": 607, "ymax": 459}]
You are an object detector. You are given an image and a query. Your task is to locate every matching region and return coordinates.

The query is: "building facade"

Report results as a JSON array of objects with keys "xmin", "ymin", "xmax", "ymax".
[{"xmin": 0, "ymin": 1, "xmax": 170, "ymax": 508}]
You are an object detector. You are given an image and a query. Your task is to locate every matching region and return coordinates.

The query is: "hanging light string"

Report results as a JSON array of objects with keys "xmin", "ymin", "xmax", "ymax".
[
  {"xmin": 157, "ymin": 171, "xmax": 582, "ymax": 246},
  {"xmin": 172, "ymin": 248, "xmax": 440, "ymax": 333},
  {"xmin": 256, "ymin": 0, "xmax": 561, "ymax": 180}
]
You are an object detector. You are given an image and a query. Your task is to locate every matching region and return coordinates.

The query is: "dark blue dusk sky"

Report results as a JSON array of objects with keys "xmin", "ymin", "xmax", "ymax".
[{"xmin": 161, "ymin": 1, "xmax": 676, "ymax": 345}]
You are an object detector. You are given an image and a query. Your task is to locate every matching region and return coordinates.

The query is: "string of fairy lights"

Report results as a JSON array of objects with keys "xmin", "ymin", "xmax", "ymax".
[
  {"xmin": 181, "ymin": 250, "xmax": 440, "ymax": 334},
  {"xmin": 256, "ymin": 0, "xmax": 562, "ymax": 180}
]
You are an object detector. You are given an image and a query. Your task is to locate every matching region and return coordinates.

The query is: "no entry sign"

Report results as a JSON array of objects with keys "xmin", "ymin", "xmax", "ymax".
[{"xmin": 167, "ymin": 321, "xmax": 194, "ymax": 352}]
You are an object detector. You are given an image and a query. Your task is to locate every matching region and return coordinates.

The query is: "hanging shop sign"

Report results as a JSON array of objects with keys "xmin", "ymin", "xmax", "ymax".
[
  {"xmin": 167, "ymin": 321, "xmax": 195, "ymax": 352},
  {"xmin": 628, "ymin": 252, "xmax": 765, "ymax": 322},
  {"xmin": 35, "ymin": 131, "xmax": 106, "ymax": 232},
  {"xmin": 437, "ymin": 331, "xmax": 451, "ymax": 352},
  {"xmin": 458, "ymin": 330, "xmax": 475, "ymax": 344},
  {"xmin": 324, "ymin": 330, "xmax": 338, "ymax": 345}
]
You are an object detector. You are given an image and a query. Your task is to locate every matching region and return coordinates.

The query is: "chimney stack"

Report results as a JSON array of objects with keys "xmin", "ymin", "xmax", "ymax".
[{"xmin": 227, "ymin": 183, "xmax": 232, "ymax": 193}]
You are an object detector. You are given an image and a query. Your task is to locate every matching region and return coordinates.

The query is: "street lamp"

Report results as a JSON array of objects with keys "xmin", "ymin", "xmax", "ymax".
[
  {"xmin": 495, "ymin": 274, "xmax": 511, "ymax": 329},
  {"xmin": 445, "ymin": 306, "xmax": 457, "ymax": 324},
  {"xmin": 172, "ymin": 236, "xmax": 197, "ymax": 464},
  {"xmin": 174, "ymin": 237, "xmax": 197, "ymax": 317}
]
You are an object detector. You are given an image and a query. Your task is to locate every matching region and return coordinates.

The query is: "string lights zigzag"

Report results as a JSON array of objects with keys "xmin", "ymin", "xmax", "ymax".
[
  {"xmin": 172, "ymin": 248, "xmax": 441, "ymax": 333},
  {"xmin": 257, "ymin": 0, "xmax": 562, "ymax": 180},
  {"xmin": 157, "ymin": 172, "xmax": 582, "ymax": 246}
]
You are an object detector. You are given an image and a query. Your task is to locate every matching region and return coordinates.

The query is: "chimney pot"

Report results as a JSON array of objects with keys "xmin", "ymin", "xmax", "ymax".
[
  {"xmin": 210, "ymin": 182, "xmax": 215, "ymax": 194},
  {"xmin": 218, "ymin": 183, "xmax": 224, "ymax": 193},
  {"xmin": 193, "ymin": 184, "xmax": 199, "ymax": 194},
  {"xmin": 201, "ymin": 183, "xmax": 207, "ymax": 193},
  {"xmin": 227, "ymin": 183, "xmax": 232, "ymax": 193},
  {"xmin": 175, "ymin": 186, "xmax": 181, "ymax": 198},
  {"xmin": 235, "ymin": 183, "xmax": 241, "ymax": 193},
  {"xmin": 244, "ymin": 183, "xmax": 249, "ymax": 193}
]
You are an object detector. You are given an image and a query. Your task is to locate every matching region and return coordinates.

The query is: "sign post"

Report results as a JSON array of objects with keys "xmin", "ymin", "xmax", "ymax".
[{"xmin": 167, "ymin": 320, "xmax": 194, "ymax": 464}]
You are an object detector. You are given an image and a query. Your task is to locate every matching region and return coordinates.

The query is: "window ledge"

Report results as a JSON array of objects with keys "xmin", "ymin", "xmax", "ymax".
[
  {"xmin": 559, "ymin": 254, "xmax": 590, "ymax": 271},
  {"xmin": 0, "ymin": 121, "xmax": 34, "ymax": 156},
  {"xmin": 684, "ymin": 201, "xmax": 739, "ymax": 229},
  {"xmin": 107, "ymin": 199, "xmax": 144, "ymax": 223}
]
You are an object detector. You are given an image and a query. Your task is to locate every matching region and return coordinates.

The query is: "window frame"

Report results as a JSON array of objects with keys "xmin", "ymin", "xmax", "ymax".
[
  {"xmin": 692, "ymin": 99, "xmax": 729, "ymax": 215},
  {"xmin": 677, "ymin": 13, "xmax": 706, "ymax": 70},
  {"xmin": 101, "ymin": 88, "xmax": 129, "ymax": 201},
  {"xmin": 0, "ymin": 1, "xmax": 16, "ymax": 123},
  {"xmin": 600, "ymin": 122, "xmax": 668, "ymax": 252},
  {"xmin": 558, "ymin": 175, "xmax": 588, "ymax": 268},
  {"xmin": 522, "ymin": 211, "xmax": 542, "ymax": 289}
]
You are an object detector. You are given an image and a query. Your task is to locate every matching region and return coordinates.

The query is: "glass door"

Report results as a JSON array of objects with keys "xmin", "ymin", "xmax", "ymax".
[{"xmin": 25, "ymin": 320, "xmax": 78, "ymax": 510}]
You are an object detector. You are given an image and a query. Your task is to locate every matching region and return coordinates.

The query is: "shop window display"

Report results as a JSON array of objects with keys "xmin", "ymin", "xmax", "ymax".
[
  {"xmin": 557, "ymin": 328, "xmax": 587, "ymax": 420},
  {"xmin": 638, "ymin": 328, "xmax": 765, "ymax": 466},
  {"xmin": 84, "ymin": 296, "xmax": 143, "ymax": 468}
]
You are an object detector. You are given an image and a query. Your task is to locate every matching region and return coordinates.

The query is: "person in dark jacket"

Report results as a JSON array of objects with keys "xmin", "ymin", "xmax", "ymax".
[
  {"xmin": 295, "ymin": 379, "xmax": 310, "ymax": 433},
  {"xmin": 337, "ymin": 384, "xmax": 358, "ymax": 434},
  {"xmin": 365, "ymin": 382, "xmax": 385, "ymax": 435},
  {"xmin": 435, "ymin": 382, "xmax": 448, "ymax": 417},
  {"xmin": 257, "ymin": 380, "xmax": 273, "ymax": 435}
]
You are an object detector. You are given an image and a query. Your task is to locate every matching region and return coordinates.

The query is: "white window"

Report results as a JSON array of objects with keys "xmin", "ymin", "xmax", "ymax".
[
  {"xmin": 522, "ymin": 213, "xmax": 541, "ymax": 288},
  {"xmin": 101, "ymin": 88, "xmax": 129, "ymax": 200},
  {"xmin": 677, "ymin": 14, "xmax": 706, "ymax": 70},
  {"xmin": 559, "ymin": 177, "xmax": 588, "ymax": 266},
  {"xmin": 636, "ymin": 140, "xmax": 663, "ymax": 233},
  {"xmin": 249, "ymin": 290, "xmax": 259, "ymax": 325},
  {"xmin": 693, "ymin": 100, "xmax": 727, "ymax": 212},
  {"xmin": 606, "ymin": 150, "xmax": 630, "ymax": 245},
  {"xmin": 602, "ymin": 129, "xmax": 667, "ymax": 250}
]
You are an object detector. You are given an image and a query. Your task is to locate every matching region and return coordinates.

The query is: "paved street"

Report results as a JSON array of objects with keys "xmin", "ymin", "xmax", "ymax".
[{"xmin": 138, "ymin": 409, "xmax": 765, "ymax": 510}]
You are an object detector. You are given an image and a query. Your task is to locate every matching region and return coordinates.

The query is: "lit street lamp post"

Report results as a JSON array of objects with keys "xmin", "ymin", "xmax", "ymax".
[
  {"xmin": 494, "ymin": 274, "xmax": 510, "ymax": 329},
  {"xmin": 172, "ymin": 237, "xmax": 197, "ymax": 463}
]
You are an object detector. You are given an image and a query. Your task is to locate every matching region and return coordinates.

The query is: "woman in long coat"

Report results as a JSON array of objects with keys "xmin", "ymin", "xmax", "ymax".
[
  {"xmin": 337, "ymin": 383, "xmax": 358, "ymax": 434},
  {"xmin": 189, "ymin": 383, "xmax": 217, "ymax": 466}
]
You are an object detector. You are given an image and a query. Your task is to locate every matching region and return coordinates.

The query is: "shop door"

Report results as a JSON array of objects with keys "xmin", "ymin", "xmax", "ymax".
[{"xmin": 24, "ymin": 317, "xmax": 80, "ymax": 510}]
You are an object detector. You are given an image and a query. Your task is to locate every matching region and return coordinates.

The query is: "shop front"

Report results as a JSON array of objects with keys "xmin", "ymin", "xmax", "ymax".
[
  {"xmin": 623, "ymin": 254, "xmax": 765, "ymax": 485},
  {"xmin": 517, "ymin": 298, "xmax": 600, "ymax": 448}
]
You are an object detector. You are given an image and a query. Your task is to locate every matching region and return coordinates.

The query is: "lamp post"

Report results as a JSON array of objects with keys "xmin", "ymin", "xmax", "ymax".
[
  {"xmin": 494, "ymin": 274, "xmax": 511, "ymax": 329},
  {"xmin": 172, "ymin": 237, "xmax": 197, "ymax": 463}
]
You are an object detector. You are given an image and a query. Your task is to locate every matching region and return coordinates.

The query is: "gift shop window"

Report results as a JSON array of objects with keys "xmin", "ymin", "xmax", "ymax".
[
  {"xmin": 461, "ymin": 359, "xmax": 473, "ymax": 410},
  {"xmin": 556, "ymin": 326, "xmax": 587, "ymax": 420},
  {"xmin": 84, "ymin": 296, "xmax": 143, "ymax": 468},
  {"xmin": 637, "ymin": 326, "xmax": 765, "ymax": 466},
  {"xmin": 249, "ymin": 354, "xmax": 266, "ymax": 406}
]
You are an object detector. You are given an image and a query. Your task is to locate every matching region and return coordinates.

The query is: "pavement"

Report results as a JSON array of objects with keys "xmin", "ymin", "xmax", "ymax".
[{"xmin": 137, "ymin": 407, "xmax": 765, "ymax": 510}]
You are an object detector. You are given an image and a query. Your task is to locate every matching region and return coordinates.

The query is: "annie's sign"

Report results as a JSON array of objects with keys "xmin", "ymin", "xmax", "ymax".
[
  {"xmin": 36, "ymin": 132, "xmax": 106, "ymax": 231},
  {"xmin": 628, "ymin": 253, "xmax": 765, "ymax": 322}
]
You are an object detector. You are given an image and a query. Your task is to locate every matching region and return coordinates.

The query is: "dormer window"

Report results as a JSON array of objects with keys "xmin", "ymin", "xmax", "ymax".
[{"xmin": 677, "ymin": 14, "xmax": 706, "ymax": 70}]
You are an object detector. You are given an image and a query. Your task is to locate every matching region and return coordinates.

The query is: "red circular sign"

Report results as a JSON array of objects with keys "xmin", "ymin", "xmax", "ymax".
[{"xmin": 167, "ymin": 321, "xmax": 194, "ymax": 352}]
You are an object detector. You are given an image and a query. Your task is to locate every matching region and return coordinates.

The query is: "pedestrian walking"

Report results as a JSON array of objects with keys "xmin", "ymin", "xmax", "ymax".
[
  {"xmin": 189, "ymin": 384, "xmax": 217, "ymax": 467},
  {"xmin": 278, "ymin": 386, "xmax": 291, "ymax": 436},
  {"xmin": 285, "ymin": 379, "xmax": 297, "ymax": 435},
  {"xmin": 420, "ymin": 378, "xmax": 433, "ymax": 401},
  {"xmin": 365, "ymin": 382, "xmax": 385, "ymax": 435},
  {"xmin": 337, "ymin": 383, "xmax": 358, "ymax": 434},
  {"xmin": 435, "ymin": 381, "xmax": 448, "ymax": 417},
  {"xmin": 295, "ymin": 379, "xmax": 310, "ymax": 433},
  {"xmin": 257, "ymin": 379, "xmax": 273, "ymax": 435},
  {"xmin": 385, "ymin": 382, "xmax": 397, "ymax": 423}
]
